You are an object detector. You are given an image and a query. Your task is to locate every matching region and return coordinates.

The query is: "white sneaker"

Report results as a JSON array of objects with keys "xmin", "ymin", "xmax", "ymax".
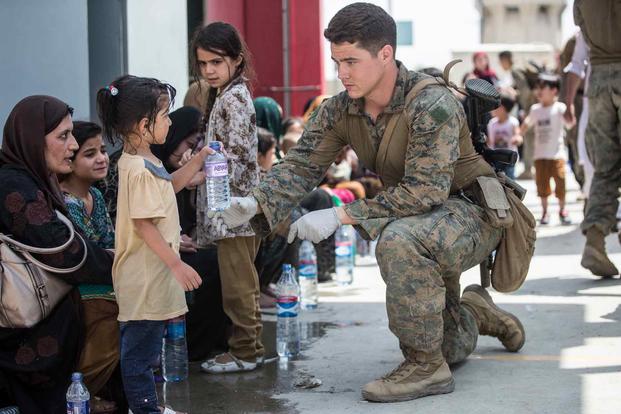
[{"xmin": 201, "ymin": 352, "xmax": 257, "ymax": 373}]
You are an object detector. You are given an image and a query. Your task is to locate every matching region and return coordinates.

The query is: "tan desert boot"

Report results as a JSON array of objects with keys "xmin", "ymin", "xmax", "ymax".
[
  {"xmin": 362, "ymin": 351, "xmax": 454, "ymax": 403},
  {"xmin": 461, "ymin": 285, "xmax": 525, "ymax": 352},
  {"xmin": 581, "ymin": 228, "xmax": 618, "ymax": 277}
]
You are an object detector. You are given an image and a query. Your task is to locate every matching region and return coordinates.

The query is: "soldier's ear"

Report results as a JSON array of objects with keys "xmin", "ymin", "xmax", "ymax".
[{"xmin": 379, "ymin": 44, "xmax": 393, "ymax": 64}]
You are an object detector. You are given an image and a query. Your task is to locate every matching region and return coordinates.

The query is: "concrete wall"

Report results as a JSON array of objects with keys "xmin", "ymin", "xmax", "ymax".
[
  {"xmin": 0, "ymin": 0, "xmax": 90, "ymax": 126},
  {"xmin": 125, "ymin": 0, "xmax": 189, "ymax": 109}
]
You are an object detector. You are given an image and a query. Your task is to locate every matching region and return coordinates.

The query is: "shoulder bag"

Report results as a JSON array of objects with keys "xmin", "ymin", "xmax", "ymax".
[{"xmin": 0, "ymin": 211, "xmax": 87, "ymax": 328}]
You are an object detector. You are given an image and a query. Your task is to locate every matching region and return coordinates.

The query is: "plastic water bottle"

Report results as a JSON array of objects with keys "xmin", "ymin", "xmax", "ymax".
[
  {"xmin": 204, "ymin": 141, "xmax": 230, "ymax": 211},
  {"xmin": 276, "ymin": 264, "xmax": 300, "ymax": 358},
  {"xmin": 298, "ymin": 241, "xmax": 318, "ymax": 310},
  {"xmin": 335, "ymin": 225, "xmax": 354, "ymax": 286},
  {"xmin": 162, "ymin": 316, "xmax": 189, "ymax": 382},
  {"xmin": 66, "ymin": 372, "xmax": 89, "ymax": 414}
]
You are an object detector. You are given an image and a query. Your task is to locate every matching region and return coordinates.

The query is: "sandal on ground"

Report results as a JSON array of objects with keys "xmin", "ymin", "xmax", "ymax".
[
  {"xmin": 90, "ymin": 396, "xmax": 117, "ymax": 414},
  {"xmin": 201, "ymin": 352, "xmax": 257, "ymax": 373}
]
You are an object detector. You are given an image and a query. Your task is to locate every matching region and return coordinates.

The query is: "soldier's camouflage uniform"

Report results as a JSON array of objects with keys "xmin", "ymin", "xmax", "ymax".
[
  {"xmin": 575, "ymin": 0, "xmax": 621, "ymax": 236},
  {"xmin": 250, "ymin": 62, "xmax": 502, "ymax": 363}
]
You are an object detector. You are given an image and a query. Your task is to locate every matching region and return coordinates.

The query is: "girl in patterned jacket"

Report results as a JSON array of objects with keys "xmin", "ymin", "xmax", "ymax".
[{"xmin": 191, "ymin": 22, "xmax": 264, "ymax": 373}]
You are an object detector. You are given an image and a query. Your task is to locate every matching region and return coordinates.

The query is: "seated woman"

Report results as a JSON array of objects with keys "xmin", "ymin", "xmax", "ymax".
[
  {"xmin": 0, "ymin": 96, "xmax": 114, "ymax": 413},
  {"xmin": 59, "ymin": 121, "xmax": 125, "ymax": 413},
  {"xmin": 151, "ymin": 106, "xmax": 228, "ymax": 361}
]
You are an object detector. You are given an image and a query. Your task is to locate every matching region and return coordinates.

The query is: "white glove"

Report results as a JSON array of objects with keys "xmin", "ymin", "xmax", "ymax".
[
  {"xmin": 210, "ymin": 197, "xmax": 258, "ymax": 235},
  {"xmin": 287, "ymin": 208, "xmax": 341, "ymax": 244}
]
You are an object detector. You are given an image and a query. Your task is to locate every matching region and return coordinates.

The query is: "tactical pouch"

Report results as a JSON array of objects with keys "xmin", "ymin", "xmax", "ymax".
[{"xmin": 472, "ymin": 176, "xmax": 513, "ymax": 228}]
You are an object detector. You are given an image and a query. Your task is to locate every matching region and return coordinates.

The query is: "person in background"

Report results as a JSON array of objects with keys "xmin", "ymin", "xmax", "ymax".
[
  {"xmin": 563, "ymin": 30, "xmax": 593, "ymax": 208},
  {"xmin": 281, "ymin": 116, "xmax": 304, "ymax": 136},
  {"xmin": 254, "ymin": 97, "xmax": 283, "ymax": 161},
  {"xmin": 97, "ymin": 75, "xmax": 210, "ymax": 414},
  {"xmin": 465, "ymin": 51, "xmax": 498, "ymax": 85},
  {"xmin": 521, "ymin": 74, "xmax": 572, "ymax": 226},
  {"xmin": 487, "ymin": 95, "xmax": 522, "ymax": 179},
  {"xmin": 151, "ymin": 106, "xmax": 228, "ymax": 362},
  {"xmin": 302, "ymin": 95, "xmax": 330, "ymax": 123},
  {"xmin": 0, "ymin": 96, "xmax": 114, "ymax": 413},
  {"xmin": 192, "ymin": 22, "xmax": 263, "ymax": 374},
  {"xmin": 183, "ymin": 79, "xmax": 210, "ymax": 113},
  {"xmin": 256, "ymin": 127, "xmax": 277, "ymax": 177},
  {"xmin": 59, "ymin": 121, "xmax": 125, "ymax": 413}
]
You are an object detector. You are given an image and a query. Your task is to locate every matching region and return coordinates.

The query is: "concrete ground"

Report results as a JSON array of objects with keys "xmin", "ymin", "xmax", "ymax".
[{"xmin": 161, "ymin": 174, "xmax": 621, "ymax": 413}]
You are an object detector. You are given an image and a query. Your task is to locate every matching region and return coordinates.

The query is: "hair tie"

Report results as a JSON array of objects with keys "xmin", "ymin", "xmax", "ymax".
[{"xmin": 106, "ymin": 85, "xmax": 119, "ymax": 96}]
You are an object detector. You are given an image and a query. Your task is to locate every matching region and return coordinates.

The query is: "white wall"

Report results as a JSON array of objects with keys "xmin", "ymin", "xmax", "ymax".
[
  {"xmin": 126, "ymin": 0, "xmax": 189, "ymax": 108},
  {"xmin": 0, "ymin": 0, "xmax": 90, "ymax": 126}
]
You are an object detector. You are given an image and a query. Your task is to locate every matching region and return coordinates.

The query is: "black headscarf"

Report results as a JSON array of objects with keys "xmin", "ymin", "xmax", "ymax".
[
  {"xmin": 152, "ymin": 106, "xmax": 202, "ymax": 170},
  {"xmin": 1, "ymin": 95, "xmax": 73, "ymax": 212}
]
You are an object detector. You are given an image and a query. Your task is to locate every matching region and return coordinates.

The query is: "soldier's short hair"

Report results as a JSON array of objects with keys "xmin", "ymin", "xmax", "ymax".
[{"xmin": 324, "ymin": 2, "xmax": 396, "ymax": 55}]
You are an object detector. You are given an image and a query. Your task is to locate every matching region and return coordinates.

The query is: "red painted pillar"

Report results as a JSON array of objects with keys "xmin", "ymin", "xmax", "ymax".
[{"xmin": 203, "ymin": 0, "xmax": 324, "ymax": 117}]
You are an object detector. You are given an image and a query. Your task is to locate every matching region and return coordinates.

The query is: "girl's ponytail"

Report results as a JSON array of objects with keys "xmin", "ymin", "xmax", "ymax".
[
  {"xmin": 96, "ymin": 85, "xmax": 119, "ymax": 144},
  {"xmin": 95, "ymin": 75, "xmax": 176, "ymax": 148}
]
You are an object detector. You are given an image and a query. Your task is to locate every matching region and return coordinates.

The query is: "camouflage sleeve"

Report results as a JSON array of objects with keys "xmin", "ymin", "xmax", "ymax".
[
  {"xmin": 251, "ymin": 97, "xmax": 347, "ymax": 235},
  {"xmin": 344, "ymin": 87, "xmax": 461, "ymax": 240}
]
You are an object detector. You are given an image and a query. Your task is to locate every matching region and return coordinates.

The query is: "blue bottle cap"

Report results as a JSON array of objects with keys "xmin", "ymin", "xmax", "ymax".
[
  {"xmin": 208, "ymin": 141, "xmax": 222, "ymax": 151},
  {"xmin": 71, "ymin": 372, "xmax": 83, "ymax": 382},
  {"xmin": 283, "ymin": 264, "xmax": 292, "ymax": 272}
]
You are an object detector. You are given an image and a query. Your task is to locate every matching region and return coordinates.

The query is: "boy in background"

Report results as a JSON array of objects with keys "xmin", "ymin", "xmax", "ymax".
[
  {"xmin": 487, "ymin": 95, "xmax": 522, "ymax": 179},
  {"xmin": 521, "ymin": 74, "xmax": 573, "ymax": 225}
]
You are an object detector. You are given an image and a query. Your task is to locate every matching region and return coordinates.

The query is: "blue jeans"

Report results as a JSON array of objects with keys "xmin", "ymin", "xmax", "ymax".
[{"xmin": 120, "ymin": 320, "xmax": 166, "ymax": 414}]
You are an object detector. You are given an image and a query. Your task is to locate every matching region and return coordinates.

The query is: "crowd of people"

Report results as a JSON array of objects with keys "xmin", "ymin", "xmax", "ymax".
[{"xmin": 0, "ymin": 0, "xmax": 618, "ymax": 413}]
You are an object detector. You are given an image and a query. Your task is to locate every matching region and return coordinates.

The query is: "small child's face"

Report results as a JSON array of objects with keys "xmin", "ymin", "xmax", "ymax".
[
  {"xmin": 535, "ymin": 84, "xmax": 557, "ymax": 105},
  {"xmin": 499, "ymin": 57, "xmax": 512, "ymax": 71},
  {"xmin": 196, "ymin": 47, "xmax": 241, "ymax": 89},
  {"xmin": 493, "ymin": 106, "xmax": 508, "ymax": 120}
]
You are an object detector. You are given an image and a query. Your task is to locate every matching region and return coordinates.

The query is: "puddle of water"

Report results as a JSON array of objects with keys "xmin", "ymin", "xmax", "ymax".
[{"xmin": 157, "ymin": 321, "xmax": 338, "ymax": 413}]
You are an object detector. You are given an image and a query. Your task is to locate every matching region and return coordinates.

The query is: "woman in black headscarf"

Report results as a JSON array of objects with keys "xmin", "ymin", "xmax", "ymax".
[
  {"xmin": 0, "ymin": 96, "xmax": 114, "ymax": 413},
  {"xmin": 152, "ymin": 106, "xmax": 228, "ymax": 361}
]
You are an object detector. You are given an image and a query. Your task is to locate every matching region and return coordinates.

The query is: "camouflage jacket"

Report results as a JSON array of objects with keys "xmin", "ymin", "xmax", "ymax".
[
  {"xmin": 251, "ymin": 62, "xmax": 466, "ymax": 240},
  {"xmin": 197, "ymin": 79, "xmax": 259, "ymax": 245}
]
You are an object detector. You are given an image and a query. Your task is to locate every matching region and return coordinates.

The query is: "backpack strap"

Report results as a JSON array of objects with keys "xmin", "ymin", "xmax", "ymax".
[{"xmin": 376, "ymin": 77, "xmax": 445, "ymax": 176}]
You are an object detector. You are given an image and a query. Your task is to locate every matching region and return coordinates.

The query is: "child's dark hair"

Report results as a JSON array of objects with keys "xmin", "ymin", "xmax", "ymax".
[
  {"xmin": 499, "ymin": 50, "xmax": 513, "ymax": 63},
  {"xmin": 257, "ymin": 127, "xmax": 276, "ymax": 156},
  {"xmin": 500, "ymin": 95, "xmax": 516, "ymax": 113},
  {"xmin": 537, "ymin": 73, "xmax": 560, "ymax": 91},
  {"xmin": 190, "ymin": 22, "xmax": 255, "ymax": 131},
  {"xmin": 72, "ymin": 121, "xmax": 103, "ymax": 148},
  {"xmin": 282, "ymin": 117, "xmax": 303, "ymax": 135},
  {"xmin": 96, "ymin": 75, "xmax": 176, "ymax": 146}
]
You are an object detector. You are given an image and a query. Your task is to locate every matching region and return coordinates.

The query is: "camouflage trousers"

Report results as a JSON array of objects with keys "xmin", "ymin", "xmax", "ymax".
[
  {"xmin": 376, "ymin": 197, "xmax": 502, "ymax": 364},
  {"xmin": 581, "ymin": 63, "xmax": 621, "ymax": 235}
]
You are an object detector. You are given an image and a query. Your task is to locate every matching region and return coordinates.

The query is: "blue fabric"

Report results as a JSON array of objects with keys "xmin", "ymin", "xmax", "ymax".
[
  {"xmin": 119, "ymin": 320, "xmax": 166, "ymax": 414},
  {"xmin": 143, "ymin": 159, "xmax": 172, "ymax": 181}
]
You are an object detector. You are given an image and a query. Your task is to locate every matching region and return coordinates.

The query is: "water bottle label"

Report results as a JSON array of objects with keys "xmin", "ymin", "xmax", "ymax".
[
  {"xmin": 67, "ymin": 401, "xmax": 89, "ymax": 414},
  {"xmin": 277, "ymin": 296, "xmax": 299, "ymax": 317},
  {"xmin": 335, "ymin": 243, "xmax": 352, "ymax": 257},
  {"xmin": 298, "ymin": 264, "xmax": 317, "ymax": 278},
  {"xmin": 166, "ymin": 321, "xmax": 185, "ymax": 340},
  {"xmin": 205, "ymin": 161, "xmax": 228, "ymax": 177}
]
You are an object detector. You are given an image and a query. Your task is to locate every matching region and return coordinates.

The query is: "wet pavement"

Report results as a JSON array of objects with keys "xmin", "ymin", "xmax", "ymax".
[{"xmin": 157, "ymin": 175, "xmax": 621, "ymax": 413}]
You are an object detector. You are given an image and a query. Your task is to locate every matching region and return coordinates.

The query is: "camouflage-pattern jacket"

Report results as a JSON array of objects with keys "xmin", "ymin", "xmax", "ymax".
[
  {"xmin": 251, "ymin": 62, "xmax": 467, "ymax": 240},
  {"xmin": 197, "ymin": 79, "xmax": 259, "ymax": 245}
]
